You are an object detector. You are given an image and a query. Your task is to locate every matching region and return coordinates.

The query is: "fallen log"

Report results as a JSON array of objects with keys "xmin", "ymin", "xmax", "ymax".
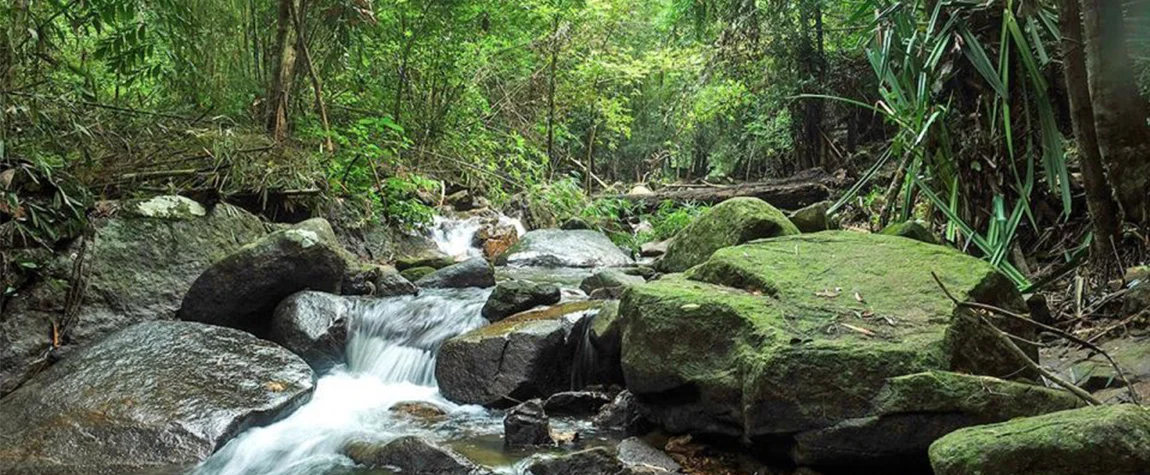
[{"xmin": 604, "ymin": 169, "xmax": 834, "ymax": 211}]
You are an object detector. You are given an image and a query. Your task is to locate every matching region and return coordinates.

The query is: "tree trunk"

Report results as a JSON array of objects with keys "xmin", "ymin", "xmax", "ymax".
[
  {"xmin": 267, "ymin": 0, "xmax": 301, "ymax": 141},
  {"xmin": 547, "ymin": 15, "xmax": 559, "ymax": 169},
  {"xmin": 1081, "ymin": 0, "xmax": 1150, "ymax": 225},
  {"xmin": 1059, "ymin": 0, "xmax": 1120, "ymax": 256}
]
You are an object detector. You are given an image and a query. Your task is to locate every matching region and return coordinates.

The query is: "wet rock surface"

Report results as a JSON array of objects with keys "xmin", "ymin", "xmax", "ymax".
[
  {"xmin": 580, "ymin": 269, "xmax": 645, "ymax": 296},
  {"xmin": 436, "ymin": 301, "xmax": 602, "ymax": 406},
  {"xmin": 497, "ymin": 229, "xmax": 633, "ymax": 268},
  {"xmin": 482, "ymin": 280, "xmax": 562, "ymax": 322},
  {"xmin": 504, "ymin": 400, "xmax": 553, "ymax": 448},
  {"xmin": 658, "ymin": 197, "xmax": 799, "ymax": 273},
  {"xmin": 416, "ymin": 257, "xmax": 496, "ymax": 289},
  {"xmin": 0, "ymin": 321, "xmax": 315, "ymax": 475},
  {"xmin": 269, "ymin": 291, "xmax": 352, "ymax": 372},
  {"xmin": 0, "ymin": 197, "xmax": 265, "ymax": 396},
  {"xmin": 543, "ymin": 391, "xmax": 614, "ymax": 416},
  {"xmin": 178, "ymin": 218, "xmax": 349, "ymax": 335},
  {"xmin": 344, "ymin": 436, "xmax": 489, "ymax": 475}
]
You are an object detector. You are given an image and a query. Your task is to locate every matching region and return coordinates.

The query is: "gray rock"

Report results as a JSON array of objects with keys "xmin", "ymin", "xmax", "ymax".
[
  {"xmin": 344, "ymin": 264, "xmax": 417, "ymax": 297},
  {"xmin": 344, "ymin": 436, "xmax": 488, "ymax": 475},
  {"xmin": 580, "ymin": 269, "xmax": 645, "ymax": 295},
  {"xmin": 640, "ymin": 240, "xmax": 670, "ymax": 257},
  {"xmin": 497, "ymin": 229, "xmax": 633, "ymax": 268},
  {"xmin": 527, "ymin": 447, "xmax": 624, "ymax": 475},
  {"xmin": 788, "ymin": 200, "xmax": 836, "ymax": 233},
  {"xmin": 505, "ymin": 400, "xmax": 552, "ymax": 448},
  {"xmin": 543, "ymin": 391, "xmax": 613, "ymax": 416},
  {"xmin": 592, "ymin": 390, "xmax": 647, "ymax": 434},
  {"xmin": 178, "ymin": 218, "xmax": 349, "ymax": 335},
  {"xmin": 397, "ymin": 249, "xmax": 456, "ymax": 270},
  {"xmin": 617, "ymin": 438, "xmax": 682, "ymax": 473},
  {"xmin": 0, "ymin": 198, "xmax": 265, "ymax": 397},
  {"xmin": 0, "ymin": 321, "xmax": 314, "ymax": 475},
  {"xmin": 416, "ymin": 257, "xmax": 495, "ymax": 289},
  {"xmin": 482, "ymin": 280, "xmax": 561, "ymax": 322},
  {"xmin": 436, "ymin": 301, "xmax": 602, "ymax": 406},
  {"xmin": 269, "ymin": 291, "xmax": 351, "ymax": 372}
]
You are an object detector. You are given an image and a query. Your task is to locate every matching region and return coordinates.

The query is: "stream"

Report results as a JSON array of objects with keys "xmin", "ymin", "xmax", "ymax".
[{"xmin": 195, "ymin": 217, "xmax": 612, "ymax": 475}]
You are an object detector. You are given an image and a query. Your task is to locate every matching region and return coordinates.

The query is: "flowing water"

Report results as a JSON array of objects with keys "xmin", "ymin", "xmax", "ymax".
[{"xmin": 196, "ymin": 215, "xmax": 607, "ymax": 475}]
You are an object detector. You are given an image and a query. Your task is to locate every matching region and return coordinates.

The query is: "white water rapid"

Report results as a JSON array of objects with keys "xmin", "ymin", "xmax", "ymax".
[
  {"xmin": 196, "ymin": 288, "xmax": 494, "ymax": 475},
  {"xmin": 430, "ymin": 215, "xmax": 526, "ymax": 261}
]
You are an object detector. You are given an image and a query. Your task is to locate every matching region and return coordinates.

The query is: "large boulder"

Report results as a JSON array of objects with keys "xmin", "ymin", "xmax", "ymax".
[
  {"xmin": 0, "ymin": 321, "xmax": 315, "ymax": 475},
  {"xmin": 268, "ymin": 291, "xmax": 353, "ymax": 372},
  {"xmin": 497, "ymin": 229, "xmax": 633, "ymax": 268},
  {"xmin": 178, "ymin": 218, "xmax": 349, "ymax": 335},
  {"xmin": 416, "ymin": 257, "xmax": 496, "ymax": 289},
  {"xmin": 482, "ymin": 280, "xmax": 561, "ymax": 322},
  {"xmin": 436, "ymin": 301, "xmax": 602, "ymax": 406},
  {"xmin": 621, "ymin": 232, "xmax": 1034, "ymax": 442},
  {"xmin": 657, "ymin": 197, "xmax": 799, "ymax": 273},
  {"xmin": 791, "ymin": 371, "xmax": 1084, "ymax": 466},
  {"xmin": 929, "ymin": 405, "xmax": 1150, "ymax": 475},
  {"xmin": 344, "ymin": 436, "xmax": 489, "ymax": 475},
  {"xmin": 0, "ymin": 197, "xmax": 265, "ymax": 396}
]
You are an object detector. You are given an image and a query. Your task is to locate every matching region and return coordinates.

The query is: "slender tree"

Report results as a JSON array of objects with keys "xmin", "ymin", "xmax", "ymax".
[{"xmin": 267, "ymin": 0, "xmax": 302, "ymax": 141}]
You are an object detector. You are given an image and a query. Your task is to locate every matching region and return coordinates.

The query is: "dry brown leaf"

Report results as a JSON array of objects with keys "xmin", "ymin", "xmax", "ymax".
[{"xmin": 841, "ymin": 323, "xmax": 876, "ymax": 337}]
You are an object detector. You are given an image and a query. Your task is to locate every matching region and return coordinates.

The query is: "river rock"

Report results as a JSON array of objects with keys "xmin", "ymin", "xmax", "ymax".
[
  {"xmin": 0, "ymin": 197, "xmax": 265, "ymax": 396},
  {"xmin": 543, "ymin": 391, "xmax": 613, "ymax": 416},
  {"xmin": 526, "ymin": 447, "xmax": 624, "ymax": 475},
  {"xmin": 791, "ymin": 371, "xmax": 1085, "ymax": 466},
  {"xmin": 0, "ymin": 321, "xmax": 314, "ymax": 475},
  {"xmin": 929, "ymin": 405, "xmax": 1150, "ymax": 475},
  {"xmin": 505, "ymin": 400, "xmax": 552, "ymax": 448},
  {"xmin": 497, "ymin": 229, "xmax": 633, "ymax": 268},
  {"xmin": 344, "ymin": 436, "xmax": 488, "ymax": 475},
  {"xmin": 477, "ymin": 221, "xmax": 520, "ymax": 259},
  {"xmin": 436, "ymin": 301, "xmax": 602, "ymax": 406},
  {"xmin": 483, "ymin": 280, "xmax": 561, "ymax": 322},
  {"xmin": 416, "ymin": 257, "xmax": 496, "ymax": 289},
  {"xmin": 657, "ymin": 197, "xmax": 799, "ymax": 273},
  {"xmin": 879, "ymin": 220, "xmax": 939, "ymax": 244},
  {"xmin": 178, "ymin": 218, "xmax": 349, "ymax": 335},
  {"xmin": 593, "ymin": 390, "xmax": 646, "ymax": 433},
  {"xmin": 269, "ymin": 291, "xmax": 352, "ymax": 372},
  {"xmin": 788, "ymin": 200, "xmax": 836, "ymax": 233},
  {"xmin": 622, "ymin": 232, "xmax": 1035, "ymax": 441},
  {"xmin": 390, "ymin": 401, "xmax": 448, "ymax": 420},
  {"xmin": 617, "ymin": 437, "xmax": 683, "ymax": 473},
  {"xmin": 401, "ymin": 266, "xmax": 437, "ymax": 282},
  {"xmin": 580, "ymin": 269, "xmax": 645, "ymax": 296},
  {"xmin": 397, "ymin": 248, "xmax": 456, "ymax": 270},
  {"xmin": 640, "ymin": 239, "xmax": 671, "ymax": 257},
  {"xmin": 344, "ymin": 264, "xmax": 418, "ymax": 297}
]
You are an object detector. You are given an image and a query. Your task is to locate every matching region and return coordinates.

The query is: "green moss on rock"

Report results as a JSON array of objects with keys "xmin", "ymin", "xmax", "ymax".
[
  {"xmin": 929, "ymin": 404, "xmax": 1150, "ymax": 475},
  {"xmin": 658, "ymin": 197, "xmax": 799, "ymax": 273},
  {"xmin": 621, "ymin": 232, "xmax": 1033, "ymax": 437},
  {"xmin": 400, "ymin": 266, "xmax": 438, "ymax": 282},
  {"xmin": 879, "ymin": 220, "xmax": 939, "ymax": 245}
]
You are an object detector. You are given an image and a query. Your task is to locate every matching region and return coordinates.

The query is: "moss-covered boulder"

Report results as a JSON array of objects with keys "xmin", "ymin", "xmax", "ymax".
[
  {"xmin": 0, "ymin": 321, "xmax": 314, "ymax": 475},
  {"xmin": 657, "ymin": 197, "xmax": 799, "ymax": 273},
  {"xmin": 879, "ymin": 220, "xmax": 939, "ymax": 245},
  {"xmin": 0, "ymin": 197, "xmax": 265, "ymax": 396},
  {"xmin": 789, "ymin": 200, "xmax": 837, "ymax": 233},
  {"xmin": 792, "ymin": 371, "xmax": 1084, "ymax": 466},
  {"xmin": 178, "ymin": 218, "xmax": 349, "ymax": 335},
  {"xmin": 436, "ymin": 301, "xmax": 602, "ymax": 406},
  {"xmin": 929, "ymin": 405, "xmax": 1150, "ymax": 475},
  {"xmin": 401, "ymin": 266, "xmax": 438, "ymax": 282},
  {"xmin": 621, "ymin": 232, "xmax": 1033, "ymax": 440}
]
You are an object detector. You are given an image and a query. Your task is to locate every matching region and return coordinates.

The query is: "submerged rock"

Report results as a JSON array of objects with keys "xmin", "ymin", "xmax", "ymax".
[
  {"xmin": 504, "ymin": 400, "xmax": 552, "ymax": 448},
  {"xmin": 482, "ymin": 280, "xmax": 561, "ymax": 322},
  {"xmin": 0, "ymin": 197, "xmax": 265, "ymax": 396},
  {"xmin": 929, "ymin": 405, "xmax": 1150, "ymax": 475},
  {"xmin": 879, "ymin": 220, "xmax": 939, "ymax": 244},
  {"xmin": 791, "ymin": 371, "xmax": 1084, "ymax": 466},
  {"xmin": 344, "ymin": 436, "xmax": 488, "ymax": 475},
  {"xmin": 436, "ymin": 301, "xmax": 602, "ymax": 406},
  {"xmin": 389, "ymin": 401, "xmax": 448, "ymax": 421},
  {"xmin": 497, "ymin": 229, "xmax": 633, "ymax": 268},
  {"xmin": 179, "ymin": 218, "xmax": 349, "ymax": 335},
  {"xmin": 416, "ymin": 257, "xmax": 496, "ymax": 289},
  {"xmin": 622, "ymin": 232, "xmax": 1034, "ymax": 441},
  {"xmin": 658, "ymin": 197, "xmax": 799, "ymax": 273},
  {"xmin": 0, "ymin": 321, "xmax": 315, "ymax": 475},
  {"xmin": 269, "ymin": 291, "xmax": 352, "ymax": 372}
]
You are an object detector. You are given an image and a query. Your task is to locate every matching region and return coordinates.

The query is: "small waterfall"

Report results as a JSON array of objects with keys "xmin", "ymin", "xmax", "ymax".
[
  {"xmin": 430, "ymin": 214, "xmax": 527, "ymax": 261},
  {"xmin": 197, "ymin": 288, "xmax": 492, "ymax": 475}
]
